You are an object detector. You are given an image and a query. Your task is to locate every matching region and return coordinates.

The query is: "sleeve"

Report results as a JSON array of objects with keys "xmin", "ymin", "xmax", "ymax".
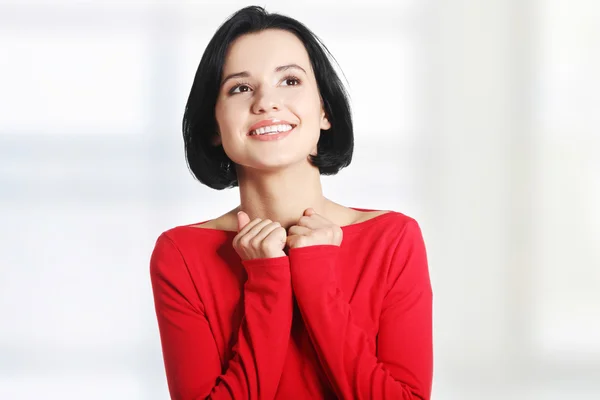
[
  {"xmin": 288, "ymin": 220, "xmax": 433, "ymax": 400},
  {"xmin": 150, "ymin": 233, "xmax": 293, "ymax": 400}
]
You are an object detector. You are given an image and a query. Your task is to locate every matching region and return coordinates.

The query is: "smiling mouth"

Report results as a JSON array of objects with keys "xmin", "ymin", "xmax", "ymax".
[{"xmin": 248, "ymin": 123, "xmax": 296, "ymax": 136}]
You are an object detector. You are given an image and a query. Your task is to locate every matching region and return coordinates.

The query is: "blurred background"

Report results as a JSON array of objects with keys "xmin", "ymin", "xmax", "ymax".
[{"xmin": 0, "ymin": 0, "xmax": 598, "ymax": 398}]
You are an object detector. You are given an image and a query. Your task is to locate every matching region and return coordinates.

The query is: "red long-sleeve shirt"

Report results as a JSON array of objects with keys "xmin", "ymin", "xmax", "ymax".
[{"xmin": 150, "ymin": 209, "xmax": 433, "ymax": 399}]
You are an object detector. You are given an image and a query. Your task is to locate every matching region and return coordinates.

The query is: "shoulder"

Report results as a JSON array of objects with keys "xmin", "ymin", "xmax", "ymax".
[
  {"xmin": 379, "ymin": 210, "xmax": 424, "ymax": 245},
  {"xmin": 150, "ymin": 226, "xmax": 193, "ymax": 270},
  {"xmin": 150, "ymin": 222, "xmax": 231, "ymax": 267},
  {"xmin": 342, "ymin": 208, "xmax": 424, "ymax": 250},
  {"xmin": 355, "ymin": 209, "xmax": 426, "ymax": 253},
  {"xmin": 348, "ymin": 207, "xmax": 420, "ymax": 236},
  {"xmin": 162, "ymin": 216, "xmax": 234, "ymax": 240},
  {"xmin": 385, "ymin": 210, "xmax": 421, "ymax": 233},
  {"xmin": 377, "ymin": 212, "xmax": 428, "ymax": 267},
  {"xmin": 353, "ymin": 209, "xmax": 430, "ymax": 275}
]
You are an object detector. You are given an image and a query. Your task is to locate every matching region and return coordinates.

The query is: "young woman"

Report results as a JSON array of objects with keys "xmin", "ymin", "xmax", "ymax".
[{"xmin": 150, "ymin": 6, "xmax": 433, "ymax": 400}]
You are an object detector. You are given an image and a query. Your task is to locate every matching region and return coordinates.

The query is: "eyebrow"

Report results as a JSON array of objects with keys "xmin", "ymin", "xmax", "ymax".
[{"xmin": 220, "ymin": 64, "xmax": 307, "ymax": 87}]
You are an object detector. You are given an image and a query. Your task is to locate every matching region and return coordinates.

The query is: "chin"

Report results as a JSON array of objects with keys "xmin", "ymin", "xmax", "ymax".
[{"xmin": 241, "ymin": 154, "xmax": 311, "ymax": 172}]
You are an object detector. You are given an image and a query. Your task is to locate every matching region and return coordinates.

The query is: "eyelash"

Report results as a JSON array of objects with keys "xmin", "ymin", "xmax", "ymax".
[{"xmin": 228, "ymin": 74, "xmax": 302, "ymax": 95}]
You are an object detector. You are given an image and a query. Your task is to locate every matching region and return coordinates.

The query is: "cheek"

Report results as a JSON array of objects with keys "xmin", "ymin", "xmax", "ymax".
[
  {"xmin": 214, "ymin": 103, "xmax": 242, "ymax": 157},
  {"xmin": 215, "ymin": 99, "xmax": 230, "ymax": 124},
  {"xmin": 214, "ymin": 100, "xmax": 226, "ymax": 130},
  {"xmin": 285, "ymin": 90, "xmax": 322, "ymax": 124},
  {"xmin": 216, "ymin": 99, "xmax": 244, "ymax": 133}
]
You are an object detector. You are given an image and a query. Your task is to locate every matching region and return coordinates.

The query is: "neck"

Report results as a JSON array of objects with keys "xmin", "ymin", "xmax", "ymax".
[{"xmin": 235, "ymin": 161, "xmax": 332, "ymax": 230}]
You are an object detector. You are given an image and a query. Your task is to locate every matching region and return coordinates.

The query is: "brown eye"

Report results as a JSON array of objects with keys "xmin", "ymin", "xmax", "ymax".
[
  {"xmin": 230, "ymin": 84, "xmax": 251, "ymax": 95},
  {"xmin": 282, "ymin": 77, "xmax": 300, "ymax": 86}
]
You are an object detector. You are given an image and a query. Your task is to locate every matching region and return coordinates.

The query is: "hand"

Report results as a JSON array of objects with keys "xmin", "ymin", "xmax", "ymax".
[
  {"xmin": 232, "ymin": 211, "xmax": 287, "ymax": 261},
  {"xmin": 286, "ymin": 208, "xmax": 343, "ymax": 249}
]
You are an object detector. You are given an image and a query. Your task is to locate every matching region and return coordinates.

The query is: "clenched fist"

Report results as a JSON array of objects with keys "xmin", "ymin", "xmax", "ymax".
[
  {"xmin": 286, "ymin": 208, "xmax": 343, "ymax": 249},
  {"xmin": 232, "ymin": 211, "xmax": 287, "ymax": 261}
]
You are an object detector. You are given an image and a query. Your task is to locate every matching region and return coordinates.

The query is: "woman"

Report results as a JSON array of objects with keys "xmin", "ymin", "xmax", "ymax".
[{"xmin": 150, "ymin": 5, "xmax": 433, "ymax": 400}]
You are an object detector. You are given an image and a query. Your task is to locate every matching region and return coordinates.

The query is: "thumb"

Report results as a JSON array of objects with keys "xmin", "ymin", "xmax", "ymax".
[
  {"xmin": 237, "ymin": 211, "xmax": 250, "ymax": 232},
  {"xmin": 304, "ymin": 208, "xmax": 315, "ymax": 216}
]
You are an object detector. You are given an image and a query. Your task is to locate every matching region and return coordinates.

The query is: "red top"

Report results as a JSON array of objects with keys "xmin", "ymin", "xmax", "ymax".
[{"xmin": 150, "ymin": 209, "xmax": 433, "ymax": 400}]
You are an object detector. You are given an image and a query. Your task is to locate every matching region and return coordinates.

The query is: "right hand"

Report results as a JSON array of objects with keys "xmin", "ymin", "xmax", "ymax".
[{"xmin": 232, "ymin": 211, "xmax": 287, "ymax": 261}]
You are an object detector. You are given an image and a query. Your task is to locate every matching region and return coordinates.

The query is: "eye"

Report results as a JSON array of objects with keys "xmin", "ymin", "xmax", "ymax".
[
  {"xmin": 281, "ymin": 75, "xmax": 301, "ymax": 86},
  {"xmin": 229, "ymin": 83, "xmax": 252, "ymax": 95}
]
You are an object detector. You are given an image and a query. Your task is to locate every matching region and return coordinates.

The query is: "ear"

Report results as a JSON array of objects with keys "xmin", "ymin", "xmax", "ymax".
[{"xmin": 320, "ymin": 109, "xmax": 331, "ymax": 131}]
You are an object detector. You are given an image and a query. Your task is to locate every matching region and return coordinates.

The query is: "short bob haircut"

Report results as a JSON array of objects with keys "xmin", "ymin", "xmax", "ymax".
[{"xmin": 183, "ymin": 5, "xmax": 353, "ymax": 190}]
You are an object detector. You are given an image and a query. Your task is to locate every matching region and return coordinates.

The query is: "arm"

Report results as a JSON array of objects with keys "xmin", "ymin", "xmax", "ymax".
[
  {"xmin": 150, "ymin": 233, "xmax": 293, "ymax": 400},
  {"xmin": 288, "ymin": 220, "xmax": 433, "ymax": 400}
]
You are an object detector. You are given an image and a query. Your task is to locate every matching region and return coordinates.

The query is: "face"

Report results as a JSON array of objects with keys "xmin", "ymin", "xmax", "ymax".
[{"xmin": 214, "ymin": 29, "xmax": 331, "ymax": 172}]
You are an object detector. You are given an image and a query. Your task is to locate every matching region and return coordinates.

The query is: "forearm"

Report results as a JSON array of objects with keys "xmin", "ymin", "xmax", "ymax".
[
  {"xmin": 289, "ymin": 245, "xmax": 432, "ymax": 400},
  {"xmin": 151, "ymin": 234, "xmax": 293, "ymax": 400},
  {"xmin": 213, "ymin": 256, "xmax": 294, "ymax": 399}
]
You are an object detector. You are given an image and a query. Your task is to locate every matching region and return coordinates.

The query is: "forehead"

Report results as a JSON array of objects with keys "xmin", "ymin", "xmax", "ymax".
[{"xmin": 223, "ymin": 29, "xmax": 311, "ymax": 74}]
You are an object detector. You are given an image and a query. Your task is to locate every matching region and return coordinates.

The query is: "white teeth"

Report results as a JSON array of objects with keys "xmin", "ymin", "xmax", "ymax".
[{"xmin": 250, "ymin": 124, "xmax": 294, "ymax": 136}]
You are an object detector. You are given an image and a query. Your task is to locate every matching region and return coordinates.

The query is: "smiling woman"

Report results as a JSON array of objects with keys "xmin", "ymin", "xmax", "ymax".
[
  {"xmin": 150, "ymin": 5, "xmax": 432, "ymax": 400},
  {"xmin": 213, "ymin": 29, "xmax": 333, "ymax": 173}
]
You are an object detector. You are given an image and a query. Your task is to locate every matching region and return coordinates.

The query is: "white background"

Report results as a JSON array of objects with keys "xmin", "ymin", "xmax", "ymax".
[{"xmin": 0, "ymin": 0, "xmax": 598, "ymax": 398}]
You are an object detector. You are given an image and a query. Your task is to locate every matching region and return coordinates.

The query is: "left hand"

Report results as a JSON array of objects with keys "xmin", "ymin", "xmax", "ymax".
[{"xmin": 286, "ymin": 208, "xmax": 343, "ymax": 249}]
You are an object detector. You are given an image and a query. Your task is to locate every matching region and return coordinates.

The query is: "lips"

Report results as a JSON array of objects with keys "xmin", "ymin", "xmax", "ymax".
[
  {"xmin": 247, "ymin": 118, "xmax": 297, "ymax": 135},
  {"xmin": 248, "ymin": 125, "xmax": 295, "ymax": 141}
]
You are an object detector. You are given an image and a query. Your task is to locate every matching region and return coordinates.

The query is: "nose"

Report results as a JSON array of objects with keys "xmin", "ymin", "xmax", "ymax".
[{"xmin": 251, "ymin": 88, "xmax": 280, "ymax": 114}]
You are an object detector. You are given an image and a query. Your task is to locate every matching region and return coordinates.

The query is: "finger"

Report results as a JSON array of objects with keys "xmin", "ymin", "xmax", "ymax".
[
  {"xmin": 252, "ymin": 221, "xmax": 284, "ymax": 244},
  {"xmin": 244, "ymin": 219, "xmax": 276, "ymax": 241},
  {"xmin": 237, "ymin": 211, "xmax": 251, "ymax": 232},
  {"xmin": 306, "ymin": 210, "xmax": 330, "ymax": 223},
  {"xmin": 238, "ymin": 217, "xmax": 263, "ymax": 236},
  {"xmin": 286, "ymin": 234, "xmax": 305, "ymax": 249},
  {"xmin": 296, "ymin": 215, "xmax": 323, "ymax": 229},
  {"xmin": 233, "ymin": 217, "xmax": 263, "ymax": 247},
  {"xmin": 286, "ymin": 234, "xmax": 298, "ymax": 248},
  {"xmin": 263, "ymin": 225, "xmax": 288, "ymax": 249},
  {"xmin": 304, "ymin": 208, "xmax": 315, "ymax": 217},
  {"xmin": 305, "ymin": 212, "xmax": 335, "ymax": 228},
  {"xmin": 288, "ymin": 225, "xmax": 312, "ymax": 236}
]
